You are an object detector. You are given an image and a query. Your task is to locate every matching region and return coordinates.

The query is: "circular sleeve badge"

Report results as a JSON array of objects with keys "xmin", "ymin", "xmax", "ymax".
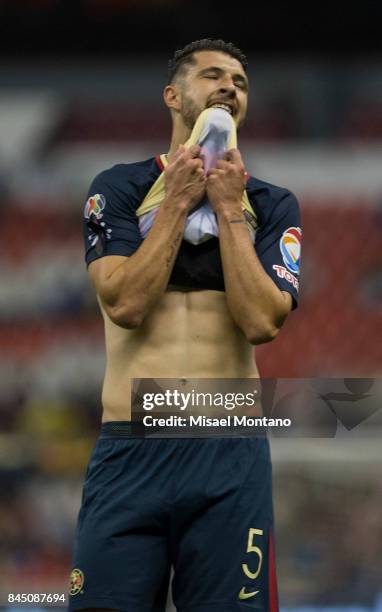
[{"xmin": 279, "ymin": 227, "xmax": 301, "ymax": 274}]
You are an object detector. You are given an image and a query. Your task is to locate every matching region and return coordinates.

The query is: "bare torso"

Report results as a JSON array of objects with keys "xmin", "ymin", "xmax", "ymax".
[{"xmin": 99, "ymin": 286, "xmax": 260, "ymax": 421}]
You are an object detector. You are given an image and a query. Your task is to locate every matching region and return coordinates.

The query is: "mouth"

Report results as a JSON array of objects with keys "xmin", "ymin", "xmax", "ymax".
[{"xmin": 207, "ymin": 102, "xmax": 235, "ymax": 116}]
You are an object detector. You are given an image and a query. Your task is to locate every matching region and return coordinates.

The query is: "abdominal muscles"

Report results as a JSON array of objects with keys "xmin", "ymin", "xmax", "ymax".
[{"xmin": 101, "ymin": 289, "xmax": 258, "ymax": 420}]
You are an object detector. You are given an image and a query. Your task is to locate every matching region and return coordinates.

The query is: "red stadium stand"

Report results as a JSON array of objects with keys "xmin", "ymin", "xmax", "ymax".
[{"xmin": 1, "ymin": 197, "xmax": 381, "ymax": 377}]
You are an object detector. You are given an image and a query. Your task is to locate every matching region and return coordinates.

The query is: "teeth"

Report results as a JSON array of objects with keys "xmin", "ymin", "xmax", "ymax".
[{"xmin": 211, "ymin": 103, "xmax": 233, "ymax": 115}]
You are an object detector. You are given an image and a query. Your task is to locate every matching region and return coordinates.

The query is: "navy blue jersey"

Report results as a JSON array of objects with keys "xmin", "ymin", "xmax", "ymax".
[{"xmin": 83, "ymin": 156, "xmax": 301, "ymax": 306}]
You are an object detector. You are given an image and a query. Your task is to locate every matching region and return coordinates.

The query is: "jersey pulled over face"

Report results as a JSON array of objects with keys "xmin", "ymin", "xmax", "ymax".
[{"xmin": 83, "ymin": 157, "xmax": 301, "ymax": 305}]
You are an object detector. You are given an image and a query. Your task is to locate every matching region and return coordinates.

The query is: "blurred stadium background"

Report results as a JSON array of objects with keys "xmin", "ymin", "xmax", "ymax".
[{"xmin": 0, "ymin": 1, "xmax": 381, "ymax": 610}]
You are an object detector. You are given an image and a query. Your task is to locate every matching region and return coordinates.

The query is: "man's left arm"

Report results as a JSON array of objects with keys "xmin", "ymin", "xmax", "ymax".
[{"xmin": 206, "ymin": 149, "xmax": 298, "ymax": 345}]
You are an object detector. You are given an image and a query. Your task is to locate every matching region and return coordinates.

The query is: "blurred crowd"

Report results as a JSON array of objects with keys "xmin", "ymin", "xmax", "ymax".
[{"xmin": 274, "ymin": 468, "xmax": 382, "ymax": 607}]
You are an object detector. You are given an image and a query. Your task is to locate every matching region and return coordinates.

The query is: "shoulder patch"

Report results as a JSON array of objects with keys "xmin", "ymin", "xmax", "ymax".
[
  {"xmin": 280, "ymin": 226, "xmax": 301, "ymax": 275},
  {"xmin": 84, "ymin": 193, "xmax": 106, "ymax": 220},
  {"xmin": 84, "ymin": 193, "xmax": 112, "ymax": 254}
]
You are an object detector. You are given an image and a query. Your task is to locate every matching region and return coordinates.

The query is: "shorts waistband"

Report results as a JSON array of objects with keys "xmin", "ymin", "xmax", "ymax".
[
  {"xmin": 100, "ymin": 421, "xmax": 268, "ymax": 439},
  {"xmin": 100, "ymin": 421, "xmax": 144, "ymax": 438}
]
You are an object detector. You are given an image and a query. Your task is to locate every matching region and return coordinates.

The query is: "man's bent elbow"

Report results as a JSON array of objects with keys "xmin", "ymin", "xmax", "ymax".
[
  {"xmin": 107, "ymin": 304, "xmax": 145, "ymax": 329},
  {"xmin": 245, "ymin": 323, "xmax": 280, "ymax": 345}
]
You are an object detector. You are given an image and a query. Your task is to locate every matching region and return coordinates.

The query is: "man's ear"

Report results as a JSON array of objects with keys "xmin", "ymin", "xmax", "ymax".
[{"xmin": 163, "ymin": 84, "xmax": 181, "ymax": 111}]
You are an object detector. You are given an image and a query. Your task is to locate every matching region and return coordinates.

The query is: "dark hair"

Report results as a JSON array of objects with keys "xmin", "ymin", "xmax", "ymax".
[{"xmin": 167, "ymin": 38, "xmax": 248, "ymax": 84}]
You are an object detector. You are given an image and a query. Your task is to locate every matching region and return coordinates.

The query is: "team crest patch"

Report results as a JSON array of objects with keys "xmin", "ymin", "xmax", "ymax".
[
  {"xmin": 69, "ymin": 568, "xmax": 84, "ymax": 596},
  {"xmin": 279, "ymin": 227, "xmax": 301, "ymax": 275},
  {"xmin": 84, "ymin": 193, "xmax": 106, "ymax": 220},
  {"xmin": 84, "ymin": 193, "xmax": 112, "ymax": 253}
]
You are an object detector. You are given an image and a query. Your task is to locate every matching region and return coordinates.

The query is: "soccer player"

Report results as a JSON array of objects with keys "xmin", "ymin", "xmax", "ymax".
[{"xmin": 69, "ymin": 39, "xmax": 301, "ymax": 612}]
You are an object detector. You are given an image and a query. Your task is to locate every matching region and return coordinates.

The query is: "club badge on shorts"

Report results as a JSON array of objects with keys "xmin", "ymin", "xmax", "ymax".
[{"xmin": 69, "ymin": 568, "xmax": 85, "ymax": 596}]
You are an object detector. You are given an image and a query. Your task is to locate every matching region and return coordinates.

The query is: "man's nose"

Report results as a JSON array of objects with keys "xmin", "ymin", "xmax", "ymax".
[{"xmin": 217, "ymin": 81, "xmax": 236, "ymax": 96}]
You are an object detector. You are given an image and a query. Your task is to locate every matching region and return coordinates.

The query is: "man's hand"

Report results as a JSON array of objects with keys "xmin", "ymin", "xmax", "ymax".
[
  {"xmin": 90, "ymin": 146, "xmax": 206, "ymax": 329},
  {"xmin": 206, "ymin": 148, "xmax": 246, "ymax": 218},
  {"xmin": 164, "ymin": 145, "xmax": 206, "ymax": 211}
]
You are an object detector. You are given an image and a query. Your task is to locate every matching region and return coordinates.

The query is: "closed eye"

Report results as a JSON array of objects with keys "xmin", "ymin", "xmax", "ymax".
[{"xmin": 234, "ymin": 79, "xmax": 247, "ymax": 91}]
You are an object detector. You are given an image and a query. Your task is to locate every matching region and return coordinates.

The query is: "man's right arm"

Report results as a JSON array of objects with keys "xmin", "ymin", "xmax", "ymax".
[
  {"xmin": 89, "ymin": 145, "xmax": 205, "ymax": 329},
  {"xmin": 89, "ymin": 202, "xmax": 186, "ymax": 328}
]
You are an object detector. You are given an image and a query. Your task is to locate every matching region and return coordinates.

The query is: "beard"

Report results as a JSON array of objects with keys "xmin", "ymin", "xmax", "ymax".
[
  {"xmin": 180, "ymin": 91, "xmax": 203, "ymax": 130},
  {"xmin": 180, "ymin": 89, "xmax": 245, "ymax": 131}
]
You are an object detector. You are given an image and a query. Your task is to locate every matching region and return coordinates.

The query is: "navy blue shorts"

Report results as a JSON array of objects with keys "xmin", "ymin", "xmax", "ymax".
[{"xmin": 68, "ymin": 423, "xmax": 278, "ymax": 611}]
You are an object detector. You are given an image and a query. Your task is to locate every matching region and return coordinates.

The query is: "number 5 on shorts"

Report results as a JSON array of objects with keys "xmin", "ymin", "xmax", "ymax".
[{"xmin": 242, "ymin": 528, "xmax": 263, "ymax": 580}]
